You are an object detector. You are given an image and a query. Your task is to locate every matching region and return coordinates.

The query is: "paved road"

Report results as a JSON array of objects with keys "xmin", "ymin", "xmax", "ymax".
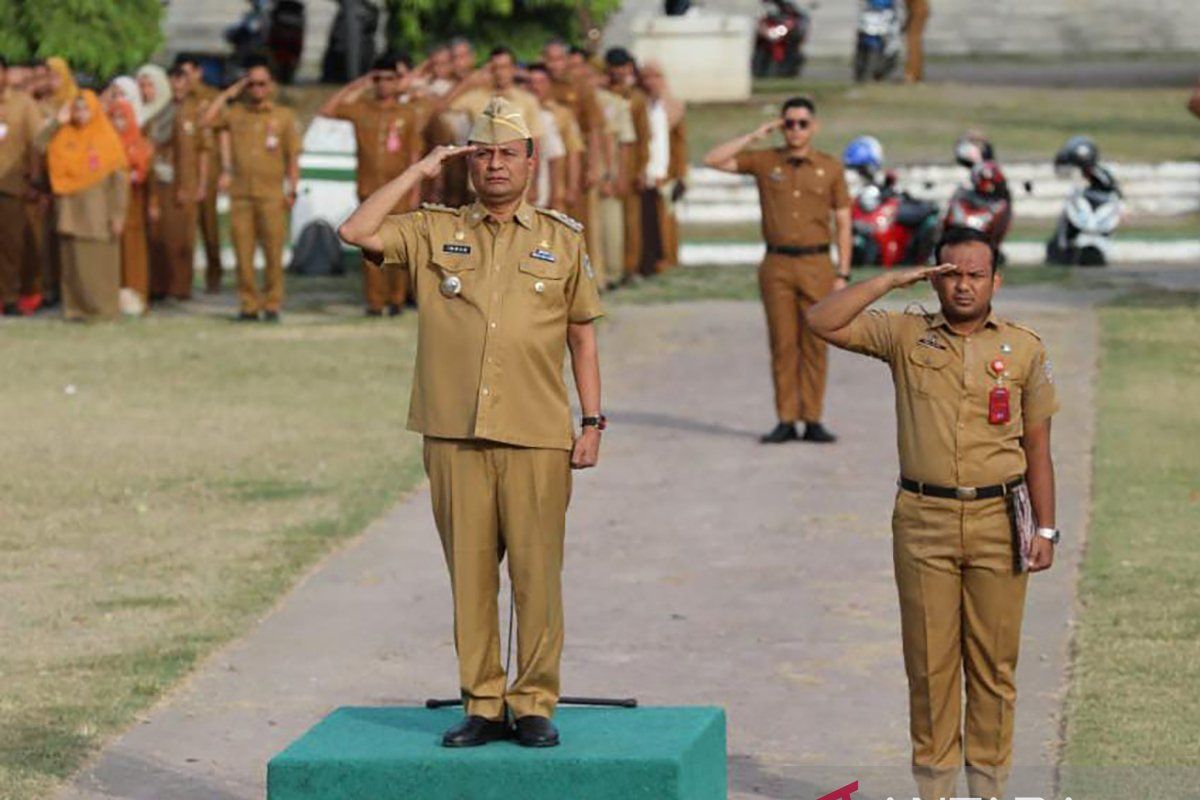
[{"xmin": 59, "ymin": 287, "xmax": 1097, "ymax": 800}]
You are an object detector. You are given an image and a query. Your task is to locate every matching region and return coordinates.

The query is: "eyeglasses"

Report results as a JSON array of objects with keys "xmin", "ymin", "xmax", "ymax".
[{"xmin": 783, "ymin": 119, "xmax": 811, "ymax": 130}]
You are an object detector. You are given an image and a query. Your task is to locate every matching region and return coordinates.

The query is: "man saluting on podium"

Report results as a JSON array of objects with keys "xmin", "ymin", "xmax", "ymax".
[{"xmin": 339, "ymin": 97, "xmax": 605, "ymax": 749}]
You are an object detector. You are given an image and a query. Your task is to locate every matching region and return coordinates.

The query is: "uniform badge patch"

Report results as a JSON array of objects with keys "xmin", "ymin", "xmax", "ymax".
[
  {"xmin": 1043, "ymin": 359, "xmax": 1054, "ymax": 383},
  {"xmin": 1000, "ymin": 343, "xmax": 1013, "ymax": 353},
  {"xmin": 583, "ymin": 254, "xmax": 594, "ymax": 279},
  {"xmin": 916, "ymin": 333, "xmax": 947, "ymax": 351},
  {"xmin": 442, "ymin": 243, "xmax": 472, "ymax": 255},
  {"xmin": 531, "ymin": 248, "xmax": 556, "ymax": 263}
]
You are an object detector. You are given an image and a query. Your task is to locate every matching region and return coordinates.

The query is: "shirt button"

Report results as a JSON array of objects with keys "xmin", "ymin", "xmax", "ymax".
[
  {"xmin": 793, "ymin": 190, "xmax": 800, "ymax": 197},
  {"xmin": 534, "ymin": 281, "xmax": 545, "ymax": 293},
  {"xmin": 490, "ymin": 322, "xmax": 497, "ymax": 329},
  {"xmin": 482, "ymin": 387, "xmax": 490, "ymax": 396}
]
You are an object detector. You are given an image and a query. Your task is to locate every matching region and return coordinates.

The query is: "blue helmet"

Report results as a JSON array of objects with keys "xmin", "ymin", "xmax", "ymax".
[{"xmin": 842, "ymin": 135, "xmax": 884, "ymax": 171}]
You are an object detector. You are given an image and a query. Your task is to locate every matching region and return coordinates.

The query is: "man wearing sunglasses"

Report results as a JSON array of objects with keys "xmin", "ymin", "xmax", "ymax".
[
  {"xmin": 318, "ymin": 54, "xmax": 422, "ymax": 316},
  {"xmin": 201, "ymin": 56, "xmax": 300, "ymax": 322},
  {"xmin": 703, "ymin": 96, "xmax": 852, "ymax": 444}
]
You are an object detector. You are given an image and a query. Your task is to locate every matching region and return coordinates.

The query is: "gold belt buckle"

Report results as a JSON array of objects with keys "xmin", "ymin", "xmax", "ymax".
[{"xmin": 955, "ymin": 486, "xmax": 977, "ymax": 500}]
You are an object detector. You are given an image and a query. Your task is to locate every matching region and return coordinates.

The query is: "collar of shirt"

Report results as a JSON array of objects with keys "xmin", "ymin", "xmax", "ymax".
[
  {"xmin": 925, "ymin": 308, "xmax": 1001, "ymax": 332},
  {"xmin": 464, "ymin": 199, "xmax": 536, "ymax": 229},
  {"xmin": 782, "ymin": 149, "xmax": 812, "ymax": 167},
  {"xmin": 243, "ymin": 100, "xmax": 275, "ymax": 113}
]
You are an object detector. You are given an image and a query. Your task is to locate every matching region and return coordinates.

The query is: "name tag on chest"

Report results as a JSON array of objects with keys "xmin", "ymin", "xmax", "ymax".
[
  {"xmin": 531, "ymin": 248, "xmax": 555, "ymax": 263},
  {"xmin": 442, "ymin": 243, "xmax": 472, "ymax": 255}
]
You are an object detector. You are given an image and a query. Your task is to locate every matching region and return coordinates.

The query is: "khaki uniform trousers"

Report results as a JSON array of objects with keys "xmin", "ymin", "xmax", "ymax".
[
  {"xmin": 229, "ymin": 195, "xmax": 287, "ymax": 314},
  {"xmin": 758, "ymin": 252, "xmax": 834, "ymax": 423},
  {"xmin": 905, "ymin": 0, "xmax": 931, "ymax": 82},
  {"xmin": 21, "ymin": 197, "xmax": 46, "ymax": 298},
  {"xmin": 424, "ymin": 438, "xmax": 571, "ymax": 721},
  {"xmin": 621, "ymin": 190, "xmax": 642, "ymax": 279},
  {"xmin": 153, "ymin": 186, "xmax": 199, "ymax": 300},
  {"xmin": 60, "ymin": 236, "xmax": 121, "ymax": 321},
  {"xmin": 0, "ymin": 193, "xmax": 28, "ymax": 306},
  {"xmin": 362, "ymin": 255, "xmax": 409, "ymax": 311},
  {"xmin": 598, "ymin": 195, "xmax": 624, "ymax": 290},
  {"xmin": 198, "ymin": 170, "xmax": 222, "ymax": 292},
  {"xmin": 892, "ymin": 490, "xmax": 1028, "ymax": 800}
]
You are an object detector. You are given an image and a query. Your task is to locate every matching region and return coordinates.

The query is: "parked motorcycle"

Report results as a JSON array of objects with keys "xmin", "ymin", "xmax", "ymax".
[
  {"xmin": 752, "ymin": 0, "xmax": 811, "ymax": 78},
  {"xmin": 1046, "ymin": 136, "xmax": 1122, "ymax": 267},
  {"xmin": 843, "ymin": 136, "xmax": 938, "ymax": 268},
  {"xmin": 224, "ymin": 0, "xmax": 305, "ymax": 84},
  {"xmin": 853, "ymin": 0, "xmax": 902, "ymax": 82},
  {"xmin": 941, "ymin": 133, "xmax": 1013, "ymax": 261}
]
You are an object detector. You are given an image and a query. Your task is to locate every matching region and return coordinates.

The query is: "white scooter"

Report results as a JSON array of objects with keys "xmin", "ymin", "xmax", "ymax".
[{"xmin": 1046, "ymin": 136, "xmax": 1123, "ymax": 267}]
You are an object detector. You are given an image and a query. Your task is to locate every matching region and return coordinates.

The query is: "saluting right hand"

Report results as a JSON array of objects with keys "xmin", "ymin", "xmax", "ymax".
[
  {"xmin": 415, "ymin": 144, "xmax": 479, "ymax": 180},
  {"xmin": 889, "ymin": 263, "xmax": 956, "ymax": 289},
  {"xmin": 752, "ymin": 118, "xmax": 783, "ymax": 140}
]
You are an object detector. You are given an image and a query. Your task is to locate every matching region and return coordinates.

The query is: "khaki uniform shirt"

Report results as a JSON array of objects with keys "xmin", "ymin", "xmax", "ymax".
[
  {"xmin": 597, "ymin": 88, "xmax": 636, "ymax": 147},
  {"xmin": 548, "ymin": 100, "xmax": 584, "ymax": 155},
  {"xmin": 611, "ymin": 85, "xmax": 650, "ymax": 188},
  {"xmin": 843, "ymin": 308, "xmax": 1059, "ymax": 488},
  {"xmin": 331, "ymin": 97, "xmax": 421, "ymax": 199},
  {"xmin": 213, "ymin": 101, "xmax": 301, "ymax": 199},
  {"xmin": 450, "ymin": 86, "xmax": 545, "ymax": 140},
  {"xmin": 154, "ymin": 96, "xmax": 209, "ymax": 195},
  {"xmin": 0, "ymin": 88, "xmax": 42, "ymax": 197},
  {"xmin": 550, "ymin": 76, "xmax": 602, "ymax": 138},
  {"xmin": 379, "ymin": 200, "xmax": 604, "ymax": 450},
  {"xmin": 734, "ymin": 148, "xmax": 849, "ymax": 248}
]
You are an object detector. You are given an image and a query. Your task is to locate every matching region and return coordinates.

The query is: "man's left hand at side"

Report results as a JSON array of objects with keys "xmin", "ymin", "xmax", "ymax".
[
  {"xmin": 1027, "ymin": 537, "xmax": 1055, "ymax": 572},
  {"xmin": 571, "ymin": 427, "xmax": 602, "ymax": 469}
]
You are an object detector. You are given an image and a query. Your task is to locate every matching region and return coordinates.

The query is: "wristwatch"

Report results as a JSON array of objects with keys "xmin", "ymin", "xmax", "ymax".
[
  {"xmin": 1036, "ymin": 527, "xmax": 1061, "ymax": 545},
  {"xmin": 581, "ymin": 415, "xmax": 607, "ymax": 431}
]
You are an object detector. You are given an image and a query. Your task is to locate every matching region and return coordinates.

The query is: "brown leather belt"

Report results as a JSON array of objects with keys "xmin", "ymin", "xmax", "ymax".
[
  {"xmin": 766, "ymin": 243, "xmax": 830, "ymax": 257},
  {"xmin": 899, "ymin": 476, "xmax": 1025, "ymax": 501}
]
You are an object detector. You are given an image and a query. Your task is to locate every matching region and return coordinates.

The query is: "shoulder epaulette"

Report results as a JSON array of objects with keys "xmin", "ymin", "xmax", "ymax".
[
  {"xmin": 1003, "ymin": 319, "xmax": 1043, "ymax": 341},
  {"xmin": 419, "ymin": 202, "xmax": 461, "ymax": 215},
  {"xmin": 903, "ymin": 302, "xmax": 936, "ymax": 319},
  {"xmin": 536, "ymin": 206, "xmax": 584, "ymax": 233}
]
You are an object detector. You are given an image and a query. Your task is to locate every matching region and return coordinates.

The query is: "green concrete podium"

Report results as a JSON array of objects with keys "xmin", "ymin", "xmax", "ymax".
[{"xmin": 268, "ymin": 706, "xmax": 727, "ymax": 800}]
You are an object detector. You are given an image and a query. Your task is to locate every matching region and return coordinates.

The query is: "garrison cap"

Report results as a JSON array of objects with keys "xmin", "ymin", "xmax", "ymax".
[{"xmin": 467, "ymin": 95, "xmax": 532, "ymax": 144}]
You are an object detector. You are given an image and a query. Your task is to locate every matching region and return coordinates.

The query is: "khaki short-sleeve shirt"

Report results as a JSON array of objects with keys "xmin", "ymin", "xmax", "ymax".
[
  {"xmin": 734, "ymin": 148, "xmax": 849, "ymax": 248},
  {"xmin": 843, "ymin": 308, "xmax": 1059, "ymax": 487},
  {"xmin": 213, "ymin": 101, "xmax": 301, "ymax": 199},
  {"xmin": 0, "ymin": 88, "xmax": 42, "ymax": 196},
  {"xmin": 331, "ymin": 97, "xmax": 421, "ymax": 199},
  {"xmin": 378, "ymin": 200, "xmax": 604, "ymax": 450}
]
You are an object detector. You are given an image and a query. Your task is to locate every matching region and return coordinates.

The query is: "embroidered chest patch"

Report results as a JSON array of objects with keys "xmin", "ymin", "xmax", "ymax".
[
  {"xmin": 531, "ymin": 248, "xmax": 556, "ymax": 263},
  {"xmin": 916, "ymin": 333, "xmax": 948, "ymax": 351},
  {"xmin": 442, "ymin": 243, "xmax": 472, "ymax": 255}
]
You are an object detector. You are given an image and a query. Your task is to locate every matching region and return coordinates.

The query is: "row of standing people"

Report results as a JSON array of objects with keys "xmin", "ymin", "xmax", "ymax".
[
  {"xmin": 316, "ymin": 38, "xmax": 689, "ymax": 316},
  {"xmin": 0, "ymin": 54, "xmax": 249, "ymax": 320}
]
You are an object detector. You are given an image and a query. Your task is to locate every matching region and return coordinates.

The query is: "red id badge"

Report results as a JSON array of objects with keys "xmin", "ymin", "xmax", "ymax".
[
  {"xmin": 385, "ymin": 125, "xmax": 401, "ymax": 153},
  {"xmin": 988, "ymin": 385, "xmax": 1011, "ymax": 424}
]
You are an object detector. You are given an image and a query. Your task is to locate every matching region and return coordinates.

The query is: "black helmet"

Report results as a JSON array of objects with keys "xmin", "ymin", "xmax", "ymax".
[{"xmin": 1054, "ymin": 135, "xmax": 1098, "ymax": 170}]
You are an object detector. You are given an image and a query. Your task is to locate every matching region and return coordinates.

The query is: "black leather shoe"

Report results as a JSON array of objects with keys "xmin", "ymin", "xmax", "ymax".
[
  {"xmin": 365, "ymin": 308, "xmax": 383, "ymax": 317},
  {"xmin": 387, "ymin": 303, "xmax": 403, "ymax": 317},
  {"xmin": 801, "ymin": 422, "xmax": 837, "ymax": 443},
  {"xmin": 441, "ymin": 715, "xmax": 510, "ymax": 748},
  {"xmin": 263, "ymin": 311, "xmax": 281, "ymax": 323},
  {"xmin": 514, "ymin": 716, "xmax": 560, "ymax": 748},
  {"xmin": 236, "ymin": 311, "xmax": 259, "ymax": 322},
  {"xmin": 759, "ymin": 422, "xmax": 799, "ymax": 444}
]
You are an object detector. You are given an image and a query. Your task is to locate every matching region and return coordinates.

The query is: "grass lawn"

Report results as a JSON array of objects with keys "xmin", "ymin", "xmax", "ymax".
[
  {"xmin": 1060, "ymin": 290, "xmax": 1200, "ymax": 798},
  {"xmin": 0, "ymin": 284, "xmax": 424, "ymax": 799},
  {"xmin": 687, "ymin": 80, "xmax": 1200, "ymax": 165}
]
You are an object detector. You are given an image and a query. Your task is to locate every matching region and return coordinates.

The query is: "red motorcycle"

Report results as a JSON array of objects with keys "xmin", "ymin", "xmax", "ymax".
[
  {"xmin": 843, "ymin": 136, "xmax": 938, "ymax": 268},
  {"xmin": 752, "ymin": 0, "xmax": 811, "ymax": 78},
  {"xmin": 941, "ymin": 160, "xmax": 1012, "ymax": 260}
]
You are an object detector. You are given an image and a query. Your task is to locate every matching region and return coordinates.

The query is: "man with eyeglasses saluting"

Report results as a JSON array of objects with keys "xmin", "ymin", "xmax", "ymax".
[
  {"xmin": 703, "ymin": 97, "xmax": 852, "ymax": 444},
  {"xmin": 201, "ymin": 56, "xmax": 301, "ymax": 322}
]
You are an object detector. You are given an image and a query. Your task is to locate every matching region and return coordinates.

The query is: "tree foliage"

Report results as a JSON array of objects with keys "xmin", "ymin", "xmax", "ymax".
[
  {"xmin": 0, "ymin": 0, "xmax": 162, "ymax": 79},
  {"xmin": 384, "ymin": 0, "xmax": 621, "ymax": 61}
]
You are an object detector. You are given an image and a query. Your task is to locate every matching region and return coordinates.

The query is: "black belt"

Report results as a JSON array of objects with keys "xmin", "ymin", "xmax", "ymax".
[
  {"xmin": 766, "ymin": 243, "xmax": 830, "ymax": 257},
  {"xmin": 899, "ymin": 476, "xmax": 1024, "ymax": 501}
]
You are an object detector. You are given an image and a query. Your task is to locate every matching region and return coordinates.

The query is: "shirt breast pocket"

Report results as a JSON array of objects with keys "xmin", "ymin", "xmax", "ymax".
[
  {"xmin": 908, "ymin": 346, "xmax": 953, "ymax": 397},
  {"xmin": 430, "ymin": 253, "xmax": 478, "ymax": 300},
  {"xmin": 518, "ymin": 259, "xmax": 568, "ymax": 307}
]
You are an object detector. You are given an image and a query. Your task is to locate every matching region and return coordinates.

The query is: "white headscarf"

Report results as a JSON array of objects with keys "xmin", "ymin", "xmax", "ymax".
[
  {"xmin": 112, "ymin": 76, "xmax": 145, "ymax": 124},
  {"xmin": 135, "ymin": 65, "xmax": 171, "ymax": 119},
  {"xmin": 135, "ymin": 64, "xmax": 174, "ymax": 144}
]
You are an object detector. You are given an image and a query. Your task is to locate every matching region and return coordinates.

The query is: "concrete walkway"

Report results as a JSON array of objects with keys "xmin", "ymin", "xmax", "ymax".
[{"xmin": 60, "ymin": 288, "xmax": 1097, "ymax": 800}]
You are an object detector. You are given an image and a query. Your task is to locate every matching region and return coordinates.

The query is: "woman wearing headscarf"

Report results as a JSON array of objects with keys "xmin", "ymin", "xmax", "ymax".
[
  {"xmin": 45, "ymin": 57, "xmax": 79, "ymax": 109},
  {"xmin": 108, "ymin": 94, "xmax": 153, "ymax": 307},
  {"xmin": 136, "ymin": 64, "xmax": 177, "ymax": 300},
  {"xmin": 111, "ymin": 75, "xmax": 146, "ymax": 125},
  {"xmin": 40, "ymin": 91, "xmax": 129, "ymax": 321}
]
